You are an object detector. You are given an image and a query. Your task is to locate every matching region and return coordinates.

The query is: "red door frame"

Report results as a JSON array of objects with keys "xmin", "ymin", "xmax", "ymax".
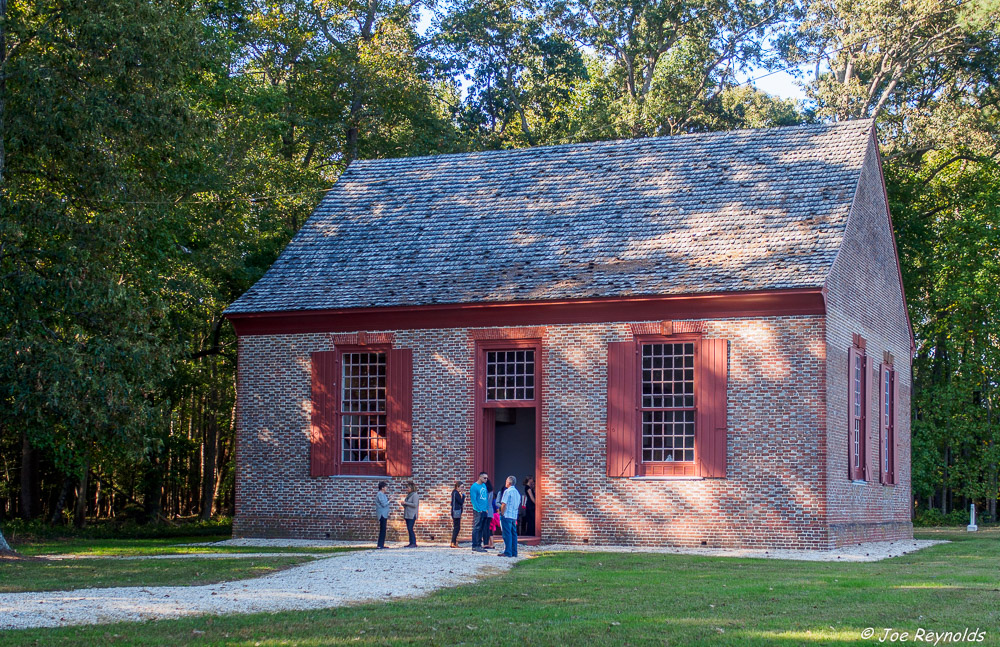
[{"xmin": 473, "ymin": 338, "xmax": 543, "ymax": 540}]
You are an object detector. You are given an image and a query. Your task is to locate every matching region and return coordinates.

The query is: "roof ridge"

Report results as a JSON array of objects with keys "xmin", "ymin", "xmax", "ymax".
[{"xmin": 348, "ymin": 118, "xmax": 875, "ymax": 168}]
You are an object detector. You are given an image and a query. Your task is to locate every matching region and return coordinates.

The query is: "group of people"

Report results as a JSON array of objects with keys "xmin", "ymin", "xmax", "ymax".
[{"xmin": 373, "ymin": 475, "xmax": 537, "ymax": 557}]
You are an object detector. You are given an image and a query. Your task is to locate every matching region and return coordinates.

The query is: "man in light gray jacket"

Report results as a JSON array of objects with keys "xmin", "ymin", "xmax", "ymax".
[{"xmin": 375, "ymin": 481, "xmax": 390, "ymax": 548}]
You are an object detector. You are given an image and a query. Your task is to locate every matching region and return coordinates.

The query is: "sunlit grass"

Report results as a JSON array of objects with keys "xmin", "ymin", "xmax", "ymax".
[{"xmin": 1, "ymin": 529, "xmax": 997, "ymax": 646}]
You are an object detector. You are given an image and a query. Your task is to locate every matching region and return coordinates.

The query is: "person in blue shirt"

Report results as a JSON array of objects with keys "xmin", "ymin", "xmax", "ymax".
[
  {"xmin": 469, "ymin": 472, "xmax": 490, "ymax": 552},
  {"xmin": 499, "ymin": 475, "xmax": 521, "ymax": 557}
]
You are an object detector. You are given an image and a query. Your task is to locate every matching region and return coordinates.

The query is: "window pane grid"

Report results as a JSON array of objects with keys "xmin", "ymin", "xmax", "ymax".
[
  {"xmin": 853, "ymin": 355, "xmax": 862, "ymax": 470},
  {"xmin": 640, "ymin": 343, "xmax": 695, "ymax": 462},
  {"xmin": 641, "ymin": 343, "xmax": 694, "ymax": 408},
  {"xmin": 341, "ymin": 352, "xmax": 387, "ymax": 463},
  {"xmin": 642, "ymin": 409, "xmax": 695, "ymax": 462},
  {"xmin": 486, "ymin": 350, "xmax": 535, "ymax": 401}
]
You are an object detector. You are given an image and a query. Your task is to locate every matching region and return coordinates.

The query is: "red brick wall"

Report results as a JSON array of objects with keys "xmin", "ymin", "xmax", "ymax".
[
  {"xmin": 234, "ymin": 315, "xmax": 837, "ymax": 549},
  {"xmin": 822, "ymin": 133, "xmax": 913, "ymax": 546}
]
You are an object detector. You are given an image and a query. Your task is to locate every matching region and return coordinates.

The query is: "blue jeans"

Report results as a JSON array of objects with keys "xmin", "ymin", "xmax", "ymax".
[
  {"xmin": 405, "ymin": 518, "xmax": 417, "ymax": 546},
  {"xmin": 472, "ymin": 510, "xmax": 490, "ymax": 548},
  {"xmin": 501, "ymin": 516, "xmax": 518, "ymax": 557}
]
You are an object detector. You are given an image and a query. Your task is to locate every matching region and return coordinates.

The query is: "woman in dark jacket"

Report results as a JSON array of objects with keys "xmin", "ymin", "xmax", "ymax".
[
  {"xmin": 450, "ymin": 481, "xmax": 465, "ymax": 548},
  {"xmin": 521, "ymin": 476, "xmax": 536, "ymax": 536}
]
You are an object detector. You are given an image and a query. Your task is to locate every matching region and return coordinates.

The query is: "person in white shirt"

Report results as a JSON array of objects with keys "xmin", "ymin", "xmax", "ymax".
[{"xmin": 498, "ymin": 475, "xmax": 521, "ymax": 557}]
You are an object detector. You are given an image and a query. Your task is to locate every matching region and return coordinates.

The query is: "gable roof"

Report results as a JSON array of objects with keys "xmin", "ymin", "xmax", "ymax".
[{"xmin": 226, "ymin": 120, "xmax": 875, "ymax": 315}]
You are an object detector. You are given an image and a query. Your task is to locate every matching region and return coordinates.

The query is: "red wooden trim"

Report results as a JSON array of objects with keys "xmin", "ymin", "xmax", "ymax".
[
  {"xmin": 847, "ymin": 343, "xmax": 868, "ymax": 481},
  {"xmin": 386, "ymin": 348, "xmax": 413, "ymax": 477},
  {"xmin": 871, "ymin": 131, "xmax": 917, "ymax": 355},
  {"xmin": 848, "ymin": 346, "xmax": 858, "ymax": 480},
  {"xmin": 696, "ymin": 338, "xmax": 728, "ymax": 478},
  {"xmin": 640, "ymin": 462, "xmax": 697, "ymax": 477},
  {"xmin": 310, "ymin": 351, "xmax": 338, "ymax": 476},
  {"xmin": 226, "ymin": 288, "xmax": 826, "ymax": 336},
  {"xmin": 473, "ymin": 334, "xmax": 545, "ymax": 538},
  {"xmin": 878, "ymin": 362, "xmax": 896, "ymax": 486},
  {"xmin": 333, "ymin": 343, "xmax": 393, "ymax": 477},
  {"xmin": 891, "ymin": 368, "xmax": 899, "ymax": 485},
  {"xmin": 469, "ymin": 327, "xmax": 546, "ymax": 340},
  {"xmin": 606, "ymin": 341, "xmax": 638, "ymax": 477}
]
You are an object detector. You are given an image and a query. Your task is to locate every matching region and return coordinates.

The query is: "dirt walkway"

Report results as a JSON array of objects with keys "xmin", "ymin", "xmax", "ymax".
[{"xmin": 0, "ymin": 547, "xmax": 516, "ymax": 630}]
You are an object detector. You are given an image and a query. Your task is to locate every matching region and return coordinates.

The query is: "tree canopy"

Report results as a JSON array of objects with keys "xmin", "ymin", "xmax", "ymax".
[{"xmin": 1, "ymin": 0, "xmax": 998, "ymax": 537}]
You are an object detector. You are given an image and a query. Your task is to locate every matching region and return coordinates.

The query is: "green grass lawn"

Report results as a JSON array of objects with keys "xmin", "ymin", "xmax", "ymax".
[
  {"xmin": 0, "ymin": 556, "xmax": 315, "ymax": 594},
  {"xmin": 12, "ymin": 536, "xmax": 354, "ymax": 557},
  {"xmin": 2, "ymin": 528, "xmax": 998, "ymax": 646}
]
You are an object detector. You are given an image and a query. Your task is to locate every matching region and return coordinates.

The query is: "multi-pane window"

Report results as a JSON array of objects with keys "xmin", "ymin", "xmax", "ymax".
[
  {"xmin": 340, "ymin": 352, "xmax": 387, "ymax": 462},
  {"xmin": 853, "ymin": 354, "xmax": 863, "ymax": 472},
  {"xmin": 486, "ymin": 350, "xmax": 535, "ymax": 400},
  {"xmin": 640, "ymin": 343, "xmax": 695, "ymax": 462},
  {"xmin": 882, "ymin": 367, "xmax": 895, "ymax": 482}
]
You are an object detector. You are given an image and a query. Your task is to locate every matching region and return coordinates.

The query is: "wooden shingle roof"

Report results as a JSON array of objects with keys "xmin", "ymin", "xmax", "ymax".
[{"xmin": 227, "ymin": 120, "xmax": 875, "ymax": 314}]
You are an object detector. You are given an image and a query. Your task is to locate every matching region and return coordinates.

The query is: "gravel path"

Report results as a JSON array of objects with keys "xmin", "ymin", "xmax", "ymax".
[
  {"xmin": 199, "ymin": 537, "xmax": 947, "ymax": 562},
  {"xmin": 0, "ymin": 547, "xmax": 517, "ymax": 630},
  {"xmin": 527, "ymin": 539, "xmax": 946, "ymax": 562},
  {"xmin": 0, "ymin": 538, "xmax": 947, "ymax": 630}
]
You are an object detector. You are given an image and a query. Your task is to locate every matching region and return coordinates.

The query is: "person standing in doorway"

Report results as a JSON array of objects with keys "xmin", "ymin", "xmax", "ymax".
[
  {"xmin": 470, "ymin": 472, "xmax": 489, "ymax": 552},
  {"xmin": 521, "ymin": 476, "xmax": 536, "ymax": 536},
  {"xmin": 374, "ymin": 481, "xmax": 390, "ymax": 549},
  {"xmin": 484, "ymin": 477, "xmax": 495, "ymax": 549},
  {"xmin": 450, "ymin": 481, "xmax": 465, "ymax": 548},
  {"xmin": 499, "ymin": 475, "xmax": 521, "ymax": 557},
  {"xmin": 401, "ymin": 481, "xmax": 419, "ymax": 547}
]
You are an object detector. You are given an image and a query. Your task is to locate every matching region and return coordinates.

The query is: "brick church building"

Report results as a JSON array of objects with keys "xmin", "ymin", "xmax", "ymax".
[{"xmin": 225, "ymin": 119, "xmax": 913, "ymax": 549}]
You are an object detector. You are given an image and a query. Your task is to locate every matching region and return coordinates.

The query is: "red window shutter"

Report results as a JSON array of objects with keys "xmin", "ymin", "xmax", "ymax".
[
  {"xmin": 847, "ymin": 346, "xmax": 859, "ymax": 480},
  {"xmin": 696, "ymin": 338, "xmax": 729, "ymax": 478},
  {"xmin": 310, "ymin": 351, "xmax": 339, "ymax": 477},
  {"xmin": 386, "ymin": 347, "xmax": 413, "ymax": 477},
  {"xmin": 606, "ymin": 341, "xmax": 637, "ymax": 477},
  {"xmin": 891, "ymin": 369, "xmax": 899, "ymax": 485},
  {"xmin": 863, "ymin": 359, "xmax": 874, "ymax": 481},
  {"xmin": 878, "ymin": 363, "xmax": 887, "ymax": 485}
]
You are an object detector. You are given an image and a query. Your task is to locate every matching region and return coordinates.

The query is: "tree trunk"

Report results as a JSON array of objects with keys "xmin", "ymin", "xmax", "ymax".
[
  {"xmin": 73, "ymin": 454, "xmax": 91, "ymax": 528},
  {"xmin": 199, "ymin": 366, "xmax": 219, "ymax": 522},
  {"xmin": 19, "ymin": 433, "xmax": 39, "ymax": 520},
  {"xmin": 50, "ymin": 478, "xmax": 74, "ymax": 524}
]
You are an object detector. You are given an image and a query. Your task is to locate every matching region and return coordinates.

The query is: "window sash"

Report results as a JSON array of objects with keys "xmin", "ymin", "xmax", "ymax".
[
  {"xmin": 339, "ymin": 351, "xmax": 387, "ymax": 464},
  {"xmin": 639, "ymin": 341, "xmax": 697, "ymax": 464}
]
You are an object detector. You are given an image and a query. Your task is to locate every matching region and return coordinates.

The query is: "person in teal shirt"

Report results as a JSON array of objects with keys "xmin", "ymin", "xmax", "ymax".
[{"xmin": 469, "ymin": 472, "xmax": 490, "ymax": 551}]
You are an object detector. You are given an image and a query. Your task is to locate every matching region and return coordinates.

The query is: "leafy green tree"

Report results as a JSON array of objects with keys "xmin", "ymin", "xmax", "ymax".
[
  {"xmin": 548, "ymin": 0, "xmax": 798, "ymax": 137},
  {"xmin": 1, "ymin": 0, "xmax": 214, "ymax": 523},
  {"xmin": 436, "ymin": 0, "xmax": 588, "ymax": 147}
]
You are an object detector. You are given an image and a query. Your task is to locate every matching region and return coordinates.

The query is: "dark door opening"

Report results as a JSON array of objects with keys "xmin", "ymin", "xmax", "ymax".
[{"xmin": 493, "ymin": 407, "xmax": 538, "ymax": 537}]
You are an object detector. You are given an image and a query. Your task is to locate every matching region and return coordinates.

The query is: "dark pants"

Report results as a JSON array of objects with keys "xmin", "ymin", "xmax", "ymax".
[
  {"xmin": 520, "ymin": 507, "xmax": 535, "ymax": 536},
  {"xmin": 472, "ymin": 510, "xmax": 490, "ymax": 548},
  {"xmin": 377, "ymin": 516, "xmax": 387, "ymax": 548},
  {"xmin": 451, "ymin": 516, "xmax": 461, "ymax": 544},
  {"xmin": 405, "ymin": 517, "xmax": 417, "ymax": 546},
  {"xmin": 501, "ymin": 516, "xmax": 518, "ymax": 557}
]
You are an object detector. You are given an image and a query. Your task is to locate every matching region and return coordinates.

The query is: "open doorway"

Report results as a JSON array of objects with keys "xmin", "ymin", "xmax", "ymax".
[{"xmin": 493, "ymin": 407, "xmax": 537, "ymax": 537}]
